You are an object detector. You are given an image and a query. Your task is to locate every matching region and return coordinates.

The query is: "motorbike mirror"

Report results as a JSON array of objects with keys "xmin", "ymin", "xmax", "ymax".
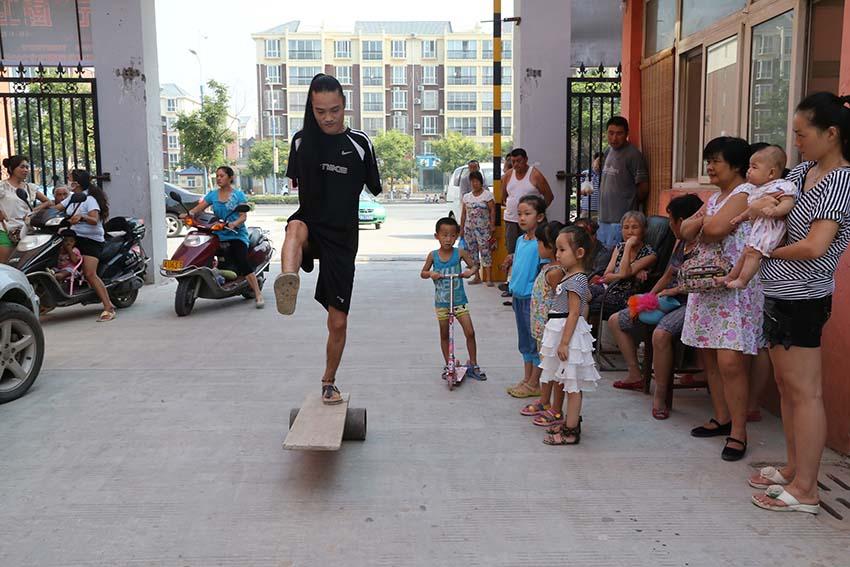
[
  {"xmin": 234, "ymin": 204, "xmax": 251, "ymax": 213},
  {"xmin": 169, "ymin": 191, "xmax": 183, "ymax": 203},
  {"xmin": 69, "ymin": 193, "xmax": 87, "ymax": 204}
]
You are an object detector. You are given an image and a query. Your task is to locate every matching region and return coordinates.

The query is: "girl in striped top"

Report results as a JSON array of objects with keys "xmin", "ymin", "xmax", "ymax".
[{"xmin": 751, "ymin": 92, "xmax": 850, "ymax": 516}]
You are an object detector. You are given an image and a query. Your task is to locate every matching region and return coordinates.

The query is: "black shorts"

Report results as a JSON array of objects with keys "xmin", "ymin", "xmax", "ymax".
[
  {"xmin": 288, "ymin": 217, "xmax": 357, "ymax": 314},
  {"xmin": 75, "ymin": 236, "xmax": 104, "ymax": 259},
  {"xmin": 505, "ymin": 221, "xmax": 521, "ymax": 254},
  {"xmin": 763, "ymin": 295, "xmax": 832, "ymax": 349},
  {"xmin": 220, "ymin": 239, "xmax": 253, "ymax": 277}
]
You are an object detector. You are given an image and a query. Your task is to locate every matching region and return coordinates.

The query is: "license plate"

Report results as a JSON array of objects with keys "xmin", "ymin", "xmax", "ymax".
[
  {"xmin": 359, "ymin": 215, "xmax": 373, "ymax": 221},
  {"xmin": 162, "ymin": 259, "xmax": 184, "ymax": 271}
]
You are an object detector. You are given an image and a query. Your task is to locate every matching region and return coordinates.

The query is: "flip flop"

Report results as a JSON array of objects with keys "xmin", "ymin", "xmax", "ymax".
[
  {"xmin": 507, "ymin": 382, "xmax": 541, "ymax": 398},
  {"xmin": 752, "ymin": 485, "xmax": 820, "ymax": 515},
  {"xmin": 96, "ymin": 309, "xmax": 116, "ymax": 322},
  {"xmin": 652, "ymin": 407, "xmax": 669, "ymax": 420},
  {"xmin": 274, "ymin": 272, "xmax": 300, "ymax": 315},
  {"xmin": 613, "ymin": 380, "xmax": 643, "ymax": 391},
  {"xmin": 520, "ymin": 402, "xmax": 549, "ymax": 417},
  {"xmin": 748, "ymin": 466, "xmax": 791, "ymax": 489}
]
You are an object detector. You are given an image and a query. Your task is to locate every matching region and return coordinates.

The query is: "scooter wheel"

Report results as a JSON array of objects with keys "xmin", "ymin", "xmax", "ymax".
[
  {"xmin": 344, "ymin": 408, "xmax": 367, "ymax": 441},
  {"xmin": 175, "ymin": 278, "xmax": 197, "ymax": 317}
]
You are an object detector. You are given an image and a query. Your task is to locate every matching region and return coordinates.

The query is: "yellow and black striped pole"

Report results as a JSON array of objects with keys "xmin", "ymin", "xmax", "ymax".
[{"xmin": 491, "ymin": 0, "xmax": 508, "ymax": 282}]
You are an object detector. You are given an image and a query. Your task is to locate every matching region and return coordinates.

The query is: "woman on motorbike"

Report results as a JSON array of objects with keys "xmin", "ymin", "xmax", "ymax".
[
  {"xmin": 184, "ymin": 166, "xmax": 264, "ymax": 309},
  {"xmin": 53, "ymin": 169, "xmax": 116, "ymax": 322},
  {"xmin": 0, "ymin": 156, "xmax": 51, "ymax": 263}
]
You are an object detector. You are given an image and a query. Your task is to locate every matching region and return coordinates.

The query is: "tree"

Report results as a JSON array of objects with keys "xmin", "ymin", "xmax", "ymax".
[
  {"xmin": 244, "ymin": 138, "xmax": 288, "ymax": 179},
  {"xmin": 431, "ymin": 132, "xmax": 488, "ymax": 174},
  {"xmin": 372, "ymin": 130, "xmax": 414, "ymax": 191},
  {"xmin": 174, "ymin": 80, "xmax": 235, "ymax": 183}
]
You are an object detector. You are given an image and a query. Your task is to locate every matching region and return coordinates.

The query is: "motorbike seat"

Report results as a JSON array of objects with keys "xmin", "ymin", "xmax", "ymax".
[
  {"xmin": 99, "ymin": 240, "xmax": 123, "ymax": 262},
  {"xmin": 248, "ymin": 227, "xmax": 264, "ymax": 248}
]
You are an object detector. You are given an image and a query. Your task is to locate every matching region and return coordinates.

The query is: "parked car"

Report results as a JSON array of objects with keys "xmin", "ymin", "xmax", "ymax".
[
  {"xmin": 165, "ymin": 183, "xmax": 202, "ymax": 237},
  {"xmin": 0, "ymin": 264, "xmax": 44, "ymax": 403},
  {"xmin": 445, "ymin": 162, "xmax": 494, "ymax": 220},
  {"xmin": 359, "ymin": 190, "xmax": 386, "ymax": 229}
]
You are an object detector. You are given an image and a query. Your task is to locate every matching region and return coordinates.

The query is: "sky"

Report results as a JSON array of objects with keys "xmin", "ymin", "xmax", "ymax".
[{"xmin": 154, "ymin": 0, "xmax": 514, "ymax": 136}]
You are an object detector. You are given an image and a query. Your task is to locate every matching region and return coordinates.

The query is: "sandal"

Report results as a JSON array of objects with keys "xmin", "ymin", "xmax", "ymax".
[
  {"xmin": 752, "ymin": 485, "xmax": 820, "ymax": 515},
  {"xmin": 533, "ymin": 409, "xmax": 564, "ymax": 428},
  {"xmin": 97, "ymin": 309, "xmax": 116, "ymax": 322},
  {"xmin": 321, "ymin": 382, "xmax": 344, "ymax": 405},
  {"xmin": 546, "ymin": 416, "xmax": 581, "ymax": 435},
  {"xmin": 507, "ymin": 381, "xmax": 541, "ymax": 398},
  {"xmin": 543, "ymin": 425, "xmax": 581, "ymax": 446},
  {"xmin": 274, "ymin": 272, "xmax": 300, "ymax": 315},
  {"xmin": 748, "ymin": 466, "xmax": 791, "ymax": 490},
  {"xmin": 612, "ymin": 379, "xmax": 643, "ymax": 391},
  {"xmin": 652, "ymin": 407, "xmax": 670, "ymax": 420},
  {"xmin": 520, "ymin": 402, "xmax": 549, "ymax": 417}
]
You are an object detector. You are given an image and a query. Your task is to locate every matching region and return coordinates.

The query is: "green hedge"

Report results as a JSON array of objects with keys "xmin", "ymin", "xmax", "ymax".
[{"xmin": 247, "ymin": 194, "xmax": 300, "ymax": 205}]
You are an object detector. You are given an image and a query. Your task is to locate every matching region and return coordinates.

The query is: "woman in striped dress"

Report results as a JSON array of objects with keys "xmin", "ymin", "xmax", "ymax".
[{"xmin": 750, "ymin": 92, "xmax": 850, "ymax": 515}]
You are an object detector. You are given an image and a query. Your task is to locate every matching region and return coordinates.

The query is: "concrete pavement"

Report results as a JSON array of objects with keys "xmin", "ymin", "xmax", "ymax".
[{"xmin": 1, "ymin": 260, "xmax": 849, "ymax": 566}]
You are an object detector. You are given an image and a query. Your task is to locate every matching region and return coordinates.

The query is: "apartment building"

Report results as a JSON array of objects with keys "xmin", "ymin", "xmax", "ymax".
[
  {"xmin": 160, "ymin": 83, "xmax": 200, "ymax": 183},
  {"xmin": 251, "ymin": 20, "xmax": 513, "ymax": 159}
]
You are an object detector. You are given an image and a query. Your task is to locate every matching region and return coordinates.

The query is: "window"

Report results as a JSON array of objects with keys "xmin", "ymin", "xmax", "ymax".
[
  {"xmin": 447, "ymin": 40, "xmax": 477, "ymax": 59},
  {"xmin": 168, "ymin": 134, "xmax": 179, "ymax": 150},
  {"xmin": 186, "ymin": 176, "xmax": 196, "ymax": 188},
  {"xmin": 362, "ymin": 40, "xmax": 383, "ymax": 60},
  {"xmin": 502, "ymin": 116, "xmax": 512, "ymax": 136},
  {"xmin": 167, "ymin": 117, "xmax": 176, "ymax": 129},
  {"xmin": 644, "ymin": 0, "xmax": 676, "ymax": 56},
  {"xmin": 166, "ymin": 98, "xmax": 177, "ymax": 112},
  {"xmin": 344, "ymin": 90, "xmax": 353, "ymax": 111},
  {"xmin": 392, "ymin": 113, "xmax": 408, "ymax": 133},
  {"xmin": 391, "ymin": 40, "xmax": 407, "ymax": 58},
  {"xmin": 482, "ymin": 40, "xmax": 493, "ymax": 59},
  {"xmin": 289, "ymin": 66, "xmax": 320, "ymax": 85},
  {"xmin": 481, "ymin": 91, "xmax": 493, "ymax": 111},
  {"xmin": 481, "ymin": 116, "xmax": 493, "ymax": 135},
  {"xmin": 502, "ymin": 90, "xmax": 512, "ymax": 110},
  {"xmin": 423, "ymin": 65, "xmax": 437, "ymax": 85},
  {"xmin": 422, "ymin": 141, "xmax": 434, "ymax": 154},
  {"xmin": 422, "ymin": 90, "xmax": 438, "ymax": 111},
  {"xmin": 264, "ymin": 89, "xmax": 283, "ymax": 110},
  {"xmin": 482, "ymin": 66, "xmax": 493, "ymax": 85},
  {"xmin": 805, "ymin": 0, "xmax": 844, "ymax": 95},
  {"xmin": 703, "ymin": 36, "xmax": 739, "ymax": 150},
  {"xmin": 363, "ymin": 92, "xmax": 384, "ymax": 112},
  {"xmin": 681, "ymin": 0, "xmax": 746, "ymax": 36},
  {"xmin": 336, "ymin": 65, "xmax": 352, "ymax": 85},
  {"xmin": 392, "ymin": 65, "xmax": 406, "ymax": 85},
  {"xmin": 288, "ymin": 117, "xmax": 303, "ymax": 137},
  {"xmin": 266, "ymin": 65, "xmax": 282, "ymax": 84},
  {"xmin": 678, "ymin": 47, "xmax": 704, "ymax": 180},
  {"xmin": 363, "ymin": 117, "xmax": 384, "ymax": 136},
  {"xmin": 168, "ymin": 153, "xmax": 180, "ymax": 165},
  {"xmin": 288, "ymin": 39, "xmax": 321, "ymax": 60},
  {"xmin": 362, "ymin": 66, "xmax": 384, "ymax": 86},
  {"xmin": 503, "ymin": 40, "xmax": 512, "ymax": 59},
  {"xmin": 335, "ymin": 40, "xmax": 351, "ymax": 58},
  {"xmin": 267, "ymin": 115, "xmax": 284, "ymax": 137},
  {"xmin": 423, "ymin": 116, "xmax": 438, "ymax": 135},
  {"xmin": 749, "ymin": 11, "xmax": 794, "ymax": 149},
  {"xmin": 447, "ymin": 92, "xmax": 476, "ymax": 111},
  {"xmin": 422, "ymin": 39, "xmax": 437, "ymax": 59},
  {"xmin": 288, "ymin": 91, "xmax": 307, "ymax": 113},
  {"xmin": 503, "ymin": 66, "xmax": 513, "ymax": 85},
  {"xmin": 447, "ymin": 66, "xmax": 476, "ymax": 85},
  {"xmin": 392, "ymin": 89, "xmax": 408, "ymax": 111},
  {"xmin": 447, "ymin": 117, "xmax": 476, "ymax": 136},
  {"xmin": 265, "ymin": 39, "xmax": 281, "ymax": 58}
]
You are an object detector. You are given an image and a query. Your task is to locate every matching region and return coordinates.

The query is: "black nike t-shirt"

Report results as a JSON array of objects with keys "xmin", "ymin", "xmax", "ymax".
[{"xmin": 286, "ymin": 128, "xmax": 382, "ymax": 230}]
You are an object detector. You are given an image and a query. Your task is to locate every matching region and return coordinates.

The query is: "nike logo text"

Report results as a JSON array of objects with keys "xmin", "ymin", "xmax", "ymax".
[{"xmin": 341, "ymin": 150, "xmax": 353, "ymax": 156}]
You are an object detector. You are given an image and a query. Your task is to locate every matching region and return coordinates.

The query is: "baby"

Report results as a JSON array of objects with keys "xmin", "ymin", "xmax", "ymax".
[{"xmin": 725, "ymin": 145, "xmax": 797, "ymax": 289}]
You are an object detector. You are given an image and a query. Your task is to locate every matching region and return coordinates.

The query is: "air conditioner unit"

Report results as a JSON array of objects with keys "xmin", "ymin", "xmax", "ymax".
[
  {"xmin": 418, "ymin": 85, "xmax": 425, "ymax": 92},
  {"xmin": 414, "ymin": 98, "xmax": 422, "ymax": 105},
  {"xmin": 438, "ymin": 109, "xmax": 444, "ymax": 115},
  {"xmin": 414, "ymin": 123, "xmax": 421, "ymax": 129}
]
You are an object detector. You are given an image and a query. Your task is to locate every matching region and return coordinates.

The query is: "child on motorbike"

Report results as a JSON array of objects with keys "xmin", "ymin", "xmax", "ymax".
[{"xmin": 53, "ymin": 230, "xmax": 82, "ymax": 288}]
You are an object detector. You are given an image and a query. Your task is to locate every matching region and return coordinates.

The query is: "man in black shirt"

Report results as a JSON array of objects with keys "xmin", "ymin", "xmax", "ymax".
[{"xmin": 275, "ymin": 74, "xmax": 382, "ymax": 405}]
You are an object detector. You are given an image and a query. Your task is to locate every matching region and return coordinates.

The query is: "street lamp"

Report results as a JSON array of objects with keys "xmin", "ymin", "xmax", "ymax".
[
  {"xmin": 266, "ymin": 77, "xmax": 278, "ymax": 195},
  {"xmin": 188, "ymin": 48, "xmax": 204, "ymax": 105}
]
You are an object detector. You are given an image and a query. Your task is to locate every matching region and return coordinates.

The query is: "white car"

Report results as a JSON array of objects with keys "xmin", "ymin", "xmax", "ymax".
[
  {"xmin": 0, "ymin": 265, "xmax": 44, "ymax": 403},
  {"xmin": 445, "ymin": 162, "xmax": 495, "ymax": 220}
]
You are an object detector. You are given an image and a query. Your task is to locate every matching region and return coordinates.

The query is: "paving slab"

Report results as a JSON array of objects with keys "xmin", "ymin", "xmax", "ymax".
[{"xmin": 1, "ymin": 261, "xmax": 848, "ymax": 567}]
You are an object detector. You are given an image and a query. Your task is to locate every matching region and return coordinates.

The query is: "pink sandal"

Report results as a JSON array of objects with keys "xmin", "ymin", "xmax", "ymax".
[
  {"xmin": 520, "ymin": 402, "xmax": 549, "ymax": 417},
  {"xmin": 533, "ymin": 409, "xmax": 564, "ymax": 428}
]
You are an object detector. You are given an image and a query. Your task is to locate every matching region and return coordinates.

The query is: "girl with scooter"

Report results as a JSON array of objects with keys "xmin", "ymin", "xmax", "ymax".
[
  {"xmin": 183, "ymin": 166, "xmax": 264, "ymax": 309},
  {"xmin": 53, "ymin": 169, "xmax": 116, "ymax": 322},
  {"xmin": 0, "ymin": 156, "xmax": 51, "ymax": 263}
]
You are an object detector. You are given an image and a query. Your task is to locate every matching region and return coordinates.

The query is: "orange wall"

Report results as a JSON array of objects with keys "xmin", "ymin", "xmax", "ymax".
[{"xmin": 620, "ymin": 0, "xmax": 643, "ymax": 148}]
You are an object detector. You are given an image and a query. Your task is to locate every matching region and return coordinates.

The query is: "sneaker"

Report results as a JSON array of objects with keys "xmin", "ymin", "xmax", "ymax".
[
  {"xmin": 501, "ymin": 290, "xmax": 512, "ymax": 298},
  {"xmin": 274, "ymin": 272, "xmax": 300, "ymax": 315},
  {"xmin": 466, "ymin": 363, "xmax": 487, "ymax": 381}
]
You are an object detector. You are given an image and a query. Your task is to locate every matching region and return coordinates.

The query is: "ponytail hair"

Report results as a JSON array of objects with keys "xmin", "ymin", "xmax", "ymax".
[
  {"xmin": 2, "ymin": 155, "xmax": 28, "ymax": 176},
  {"xmin": 297, "ymin": 74, "xmax": 346, "ymax": 194},
  {"xmin": 796, "ymin": 92, "xmax": 850, "ymax": 161},
  {"xmin": 559, "ymin": 225, "xmax": 593, "ymax": 272},
  {"xmin": 71, "ymin": 169, "xmax": 109, "ymax": 221}
]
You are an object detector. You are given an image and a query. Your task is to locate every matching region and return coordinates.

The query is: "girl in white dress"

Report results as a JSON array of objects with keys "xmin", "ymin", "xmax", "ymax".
[{"xmin": 540, "ymin": 226, "xmax": 601, "ymax": 446}]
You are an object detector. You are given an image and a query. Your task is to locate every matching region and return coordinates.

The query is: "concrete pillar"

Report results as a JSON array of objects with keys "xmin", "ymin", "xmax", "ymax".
[
  {"xmin": 620, "ymin": 0, "xmax": 643, "ymax": 148},
  {"xmin": 91, "ymin": 0, "xmax": 165, "ymax": 280},
  {"xmin": 513, "ymin": 0, "xmax": 572, "ymax": 223}
]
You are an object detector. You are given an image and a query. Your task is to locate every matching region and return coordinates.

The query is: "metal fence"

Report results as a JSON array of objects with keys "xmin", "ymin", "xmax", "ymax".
[
  {"xmin": 565, "ymin": 65, "xmax": 621, "ymax": 221},
  {"xmin": 0, "ymin": 63, "xmax": 101, "ymax": 194}
]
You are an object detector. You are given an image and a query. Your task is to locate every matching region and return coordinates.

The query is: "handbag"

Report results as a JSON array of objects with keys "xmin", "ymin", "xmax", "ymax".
[{"xmin": 679, "ymin": 234, "xmax": 732, "ymax": 293}]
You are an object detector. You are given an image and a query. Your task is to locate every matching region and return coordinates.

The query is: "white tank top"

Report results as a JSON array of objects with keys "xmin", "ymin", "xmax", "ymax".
[{"xmin": 504, "ymin": 165, "xmax": 541, "ymax": 222}]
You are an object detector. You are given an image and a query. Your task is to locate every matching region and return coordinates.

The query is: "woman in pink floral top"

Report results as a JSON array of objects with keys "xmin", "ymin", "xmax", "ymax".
[{"xmin": 679, "ymin": 137, "xmax": 764, "ymax": 463}]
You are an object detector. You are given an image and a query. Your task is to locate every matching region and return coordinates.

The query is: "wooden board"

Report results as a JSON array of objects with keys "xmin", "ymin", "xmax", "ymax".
[{"xmin": 283, "ymin": 393, "xmax": 350, "ymax": 451}]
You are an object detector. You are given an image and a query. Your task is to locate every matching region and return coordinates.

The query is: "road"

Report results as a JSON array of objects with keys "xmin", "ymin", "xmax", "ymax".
[{"xmin": 166, "ymin": 202, "xmax": 455, "ymax": 262}]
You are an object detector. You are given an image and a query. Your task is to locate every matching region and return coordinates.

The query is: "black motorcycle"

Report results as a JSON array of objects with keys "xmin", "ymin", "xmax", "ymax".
[{"xmin": 8, "ymin": 193, "xmax": 149, "ymax": 311}]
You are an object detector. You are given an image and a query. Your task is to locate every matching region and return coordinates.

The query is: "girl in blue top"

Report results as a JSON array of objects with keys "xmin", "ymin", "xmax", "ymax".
[
  {"xmin": 505, "ymin": 195, "xmax": 547, "ymax": 392},
  {"xmin": 186, "ymin": 166, "xmax": 264, "ymax": 308},
  {"xmin": 420, "ymin": 217, "xmax": 486, "ymax": 381}
]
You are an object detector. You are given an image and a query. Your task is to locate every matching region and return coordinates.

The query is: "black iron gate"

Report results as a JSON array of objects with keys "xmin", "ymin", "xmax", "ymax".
[
  {"xmin": 565, "ymin": 65, "xmax": 621, "ymax": 221},
  {"xmin": 0, "ymin": 63, "xmax": 102, "ymax": 194}
]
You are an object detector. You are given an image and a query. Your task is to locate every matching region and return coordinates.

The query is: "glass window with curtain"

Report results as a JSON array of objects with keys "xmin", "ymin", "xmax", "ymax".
[
  {"xmin": 363, "ymin": 92, "xmax": 384, "ymax": 112},
  {"xmin": 805, "ymin": 0, "xmax": 845, "ymax": 95},
  {"xmin": 362, "ymin": 66, "xmax": 384, "ymax": 86},
  {"xmin": 362, "ymin": 40, "xmax": 383, "ymax": 60},
  {"xmin": 679, "ymin": 47, "xmax": 704, "ymax": 180},
  {"xmin": 423, "ymin": 116, "xmax": 438, "ymax": 135},
  {"xmin": 681, "ymin": 0, "xmax": 746, "ymax": 37},
  {"xmin": 335, "ymin": 65, "xmax": 352, "ymax": 85},
  {"xmin": 423, "ymin": 90, "xmax": 438, "ymax": 110},
  {"xmin": 703, "ymin": 36, "xmax": 739, "ymax": 150},
  {"xmin": 644, "ymin": 0, "xmax": 676, "ymax": 57},
  {"xmin": 749, "ymin": 11, "xmax": 794, "ymax": 148},
  {"xmin": 422, "ymin": 40, "xmax": 437, "ymax": 59},
  {"xmin": 423, "ymin": 65, "xmax": 437, "ymax": 85}
]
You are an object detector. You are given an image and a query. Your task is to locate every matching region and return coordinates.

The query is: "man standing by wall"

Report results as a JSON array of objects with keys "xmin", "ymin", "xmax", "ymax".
[{"xmin": 597, "ymin": 116, "xmax": 649, "ymax": 248}]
